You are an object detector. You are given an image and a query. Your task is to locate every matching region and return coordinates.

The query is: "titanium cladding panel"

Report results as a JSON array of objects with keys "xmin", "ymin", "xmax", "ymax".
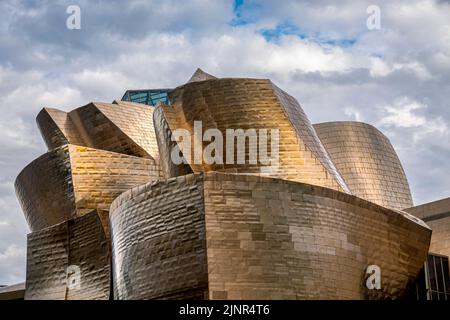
[
  {"xmin": 314, "ymin": 121, "xmax": 413, "ymax": 210},
  {"xmin": 110, "ymin": 174, "xmax": 208, "ymax": 300},
  {"xmin": 156, "ymin": 78, "xmax": 349, "ymax": 193},
  {"xmin": 25, "ymin": 211, "xmax": 110, "ymax": 300},
  {"xmin": 110, "ymin": 172, "xmax": 430, "ymax": 300},
  {"xmin": 15, "ymin": 144, "xmax": 159, "ymax": 232}
]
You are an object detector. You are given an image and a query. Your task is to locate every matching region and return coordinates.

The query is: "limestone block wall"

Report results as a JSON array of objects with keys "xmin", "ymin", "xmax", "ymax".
[{"xmin": 405, "ymin": 197, "xmax": 450, "ymax": 259}]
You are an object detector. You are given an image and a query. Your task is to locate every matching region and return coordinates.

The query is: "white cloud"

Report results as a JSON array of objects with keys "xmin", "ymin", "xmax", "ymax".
[{"xmin": 379, "ymin": 97, "xmax": 429, "ymax": 128}]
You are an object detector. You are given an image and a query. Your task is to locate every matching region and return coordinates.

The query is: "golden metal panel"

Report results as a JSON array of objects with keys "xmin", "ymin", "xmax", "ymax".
[
  {"xmin": 109, "ymin": 172, "xmax": 430, "ymax": 300},
  {"xmin": 25, "ymin": 211, "xmax": 110, "ymax": 300},
  {"xmin": 187, "ymin": 68, "xmax": 217, "ymax": 83},
  {"xmin": 15, "ymin": 144, "xmax": 159, "ymax": 232},
  {"xmin": 68, "ymin": 103, "xmax": 151, "ymax": 158},
  {"xmin": 14, "ymin": 70, "xmax": 436, "ymax": 300},
  {"xmin": 153, "ymin": 106, "xmax": 193, "ymax": 178},
  {"xmin": 314, "ymin": 121, "xmax": 413, "ymax": 210},
  {"xmin": 157, "ymin": 78, "xmax": 348, "ymax": 192},
  {"xmin": 110, "ymin": 174, "xmax": 208, "ymax": 300},
  {"xmin": 36, "ymin": 108, "xmax": 84, "ymax": 150},
  {"xmin": 36, "ymin": 102, "xmax": 159, "ymax": 160}
]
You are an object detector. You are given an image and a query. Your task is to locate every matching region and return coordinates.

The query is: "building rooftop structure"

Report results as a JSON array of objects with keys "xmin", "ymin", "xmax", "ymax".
[{"xmin": 7, "ymin": 68, "xmax": 449, "ymax": 300}]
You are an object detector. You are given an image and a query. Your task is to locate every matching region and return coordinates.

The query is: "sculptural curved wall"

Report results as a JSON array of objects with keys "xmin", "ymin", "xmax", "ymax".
[
  {"xmin": 36, "ymin": 108, "xmax": 83, "ymax": 150},
  {"xmin": 36, "ymin": 101, "xmax": 159, "ymax": 160},
  {"xmin": 155, "ymin": 78, "xmax": 349, "ymax": 193},
  {"xmin": 13, "ymin": 69, "xmax": 436, "ymax": 300},
  {"xmin": 15, "ymin": 144, "xmax": 160, "ymax": 232},
  {"xmin": 25, "ymin": 211, "xmax": 110, "ymax": 300},
  {"xmin": 110, "ymin": 172, "xmax": 430, "ymax": 300},
  {"xmin": 314, "ymin": 122, "xmax": 413, "ymax": 210},
  {"xmin": 153, "ymin": 106, "xmax": 193, "ymax": 179},
  {"xmin": 15, "ymin": 145, "xmax": 76, "ymax": 231},
  {"xmin": 110, "ymin": 174, "xmax": 208, "ymax": 300}
]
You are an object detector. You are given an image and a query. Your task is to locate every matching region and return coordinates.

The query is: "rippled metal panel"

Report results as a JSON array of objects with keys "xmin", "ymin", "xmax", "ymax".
[
  {"xmin": 272, "ymin": 84, "xmax": 349, "ymax": 192},
  {"xmin": 69, "ymin": 145, "xmax": 161, "ymax": 217},
  {"xmin": 153, "ymin": 106, "xmax": 193, "ymax": 179},
  {"xmin": 15, "ymin": 144, "xmax": 160, "ymax": 232},
  {"xmin": 110, "ymin": 172, "xmax": 430, "ymax": 300},
  {"xmin": 15, "ymin": 145, "xmax": 76, "ymax": 231},
  {"xmin": 36, "ymin": 108, "xmax": 84, "ymax": 150},
  {"xmin": 68, "ymin": 102, "xmax": 151, "ymax": 158},
  {"xmin": 36, "ymin": 102, "xmax": 159, "ymax": 160},
  {"xmin": 405, "ymin": 197, "xmax": 450, "ymax": 259},
  {"xmin": 157, "ymin": 78, "xmax": 348, "ymax": 192},
  {"xmin": 187, "ymin": 68, "xmax": 217, "ymax": 83},
  {"xmin": 314, "ymin": 121, "xmax": 413, "ymax": 210},
  {"xmin": 110, "ymin": 175, "xmax": 208, "ymax": 300},
  {"xmin": 25, "ymin": 211, "xmax": 110, "ymax": 300}
]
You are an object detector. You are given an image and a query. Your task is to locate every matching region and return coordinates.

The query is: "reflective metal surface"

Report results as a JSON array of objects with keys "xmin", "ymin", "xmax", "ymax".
[
  {"xmin": 37, "ymin": 101, "xmax": 159, "ymax": 160},
  {"xmin": 12, "ymin": 69, "xmax": 436, "ymax": 300},
  {"xmin": 314, "ymin": 121, "xmax": 413, "ymax": 210},
  {"xmin": 15, "ymin": 144, "xmax": 160, "ymax": 232},
  {"xmin": 110, "ymin": 172, "xmax": 431, "ymax": 300},
  {"xmin": 25, "ymin": 211, "xmax": 110, "ymax": 300},
  {"xmin": 157, "ymin": 77, "xmax": 348, "ymax": 192}
]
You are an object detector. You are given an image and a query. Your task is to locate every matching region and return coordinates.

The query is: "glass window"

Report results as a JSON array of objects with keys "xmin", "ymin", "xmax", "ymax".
[{"xmin": 121, "ymin": 89, "xmax": 171, "ymax": 107}]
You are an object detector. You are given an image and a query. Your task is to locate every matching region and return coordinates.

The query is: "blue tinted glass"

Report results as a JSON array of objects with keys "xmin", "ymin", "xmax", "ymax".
[{"xmin": 121, "ymin": 90, "xmax": 170, "ymax": 106}]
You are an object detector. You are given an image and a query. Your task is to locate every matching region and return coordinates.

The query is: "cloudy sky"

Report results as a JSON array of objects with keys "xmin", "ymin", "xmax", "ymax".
[{"xmin": 1, "ymin": 0, "xmax": 450, "ymax": 285}]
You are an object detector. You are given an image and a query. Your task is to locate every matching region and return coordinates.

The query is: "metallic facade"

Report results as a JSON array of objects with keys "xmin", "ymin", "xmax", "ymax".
[
  {"xmin": 25, "ymin": 211, "xmax": 110, "ymax": 300},
  {"xmin": 110, "ymin": 172, "xmax": 430, "ymax": 300},
  {"xmin": 156, "ymin": 77, "xmax": 349, "ymax": 192},
  {"xmin": 15, "ymin": 144, "xmax": 160, "ymax": 232},
  {"xmin": 314, "ymin": 121, "xmax": 413, "ymax": 210},
  {"xmin": 11, "ymin": 68, "xmax": 440, "ymax": 300}
]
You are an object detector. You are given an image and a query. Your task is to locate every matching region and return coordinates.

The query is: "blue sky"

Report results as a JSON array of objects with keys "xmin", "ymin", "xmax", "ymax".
[{"xmin": 1, "ymin": 0, "xmax": 450, "ymax": 285}]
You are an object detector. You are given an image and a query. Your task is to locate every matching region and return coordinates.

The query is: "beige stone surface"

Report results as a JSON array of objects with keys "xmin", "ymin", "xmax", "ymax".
[{"xmin": 405, "ymin": 197, "xmax": 450, "ymax": 259}]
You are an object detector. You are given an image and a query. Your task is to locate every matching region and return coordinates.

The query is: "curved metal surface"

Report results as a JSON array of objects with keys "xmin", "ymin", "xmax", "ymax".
[
  {"xmin": 314, "ymin": 121, "xmax": 413, "ymax": 210},
  {"xmin": 15, "ymin": 144, "xmax": 160, "ymax": 232},
  {"xmin": 15, "ymin": 145, "xmax": 76, "ymax": 231},
  {"xmin": 157, "ymin": 78, "xmax": 348, "ymax": 192},
  {"xmin": 110, "ymin": 172, "xmax": 430, "ymax": 300},
  {"xmin": 36, "ymin": 102, "xmax": 159, "ymax": 160},
  {"xmin": 25, "ymin": 211, "xmax": 110, "ymax": 300},
  {"xmin": 153, "ymin": 106, "xmax": 193, "ymax": 179},
  {"xmin": 110, "ymin": 174, "xmax": 208, "ymax": 300}
]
